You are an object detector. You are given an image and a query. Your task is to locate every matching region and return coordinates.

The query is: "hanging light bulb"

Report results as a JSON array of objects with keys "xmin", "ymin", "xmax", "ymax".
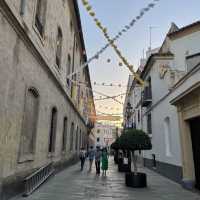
[{"xmin": 107, "ymin": 58, "xmax": 111, "ymax": 63}]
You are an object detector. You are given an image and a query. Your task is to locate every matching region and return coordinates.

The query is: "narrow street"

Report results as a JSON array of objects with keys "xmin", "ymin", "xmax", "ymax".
[{"xmin": 13, "ymin": 158, "xmax": 200, "ymax": 200}]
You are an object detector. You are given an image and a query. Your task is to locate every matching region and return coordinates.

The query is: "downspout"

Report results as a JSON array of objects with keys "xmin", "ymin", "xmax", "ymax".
[{"xmin": 20, "ymin": 0, "xmax": 26, "ymax": 15}]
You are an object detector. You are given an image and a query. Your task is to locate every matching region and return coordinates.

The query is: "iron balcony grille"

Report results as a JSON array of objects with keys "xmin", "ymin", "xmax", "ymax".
[{"xmin": 141, "ymin": 87, "xmax": 152, "ymax": 107}]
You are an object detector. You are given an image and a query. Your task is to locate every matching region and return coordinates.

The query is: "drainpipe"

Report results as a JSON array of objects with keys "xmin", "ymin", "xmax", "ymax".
[{"xmin": 20, "ymin": 0, "xmax": 26, "ymax": 16}]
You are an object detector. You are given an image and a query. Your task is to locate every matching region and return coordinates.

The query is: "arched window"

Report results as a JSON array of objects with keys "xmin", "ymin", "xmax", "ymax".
[
  {"xmin": 35, "ymin": 0, "xmax": 47, "ymax": 36},
  {"xmin": 75, "ymin": 127, "xmax": 79, "ymax": 150},
  {"xmin": 56, "ymin": 27, "xmax": 63, "ymax": 68},
  {"xmin": 49, "ymin": 107, "xmax": 57, "ymax": 153},
  {"xmin": 66, "ymin": 54, "xmax": 71, "ymax": 86},
  {"xmin": 70, "ymin": 122, "xmax": 74, "ymax": 151},
  {"xmin": 20, "ymin": 87, "xmax": 39, "ymax": 159},
  {"xmin": 62, "ymin": 117, "xmax": 68, "ymax": 152},
  {"xmin": 79, "ymin": 129, "xmax": 82, "ymax": 149},
  {"xmin": 164, "ymin": 117, "xmax": 172, "ymax": 157},
  {"xmin": 70, "ymin": 20, "xmax": 73, "ymax": 33}
]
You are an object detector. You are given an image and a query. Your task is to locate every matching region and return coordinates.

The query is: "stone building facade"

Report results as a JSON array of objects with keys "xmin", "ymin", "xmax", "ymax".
[{"xmin": 0, "ymin": 0, "xmax": 95, "ymax": 199}]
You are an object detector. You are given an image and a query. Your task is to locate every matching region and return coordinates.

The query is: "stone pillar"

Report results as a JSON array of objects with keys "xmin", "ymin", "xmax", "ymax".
[{"xmin": 177, "ymin": 107, "xmax": 195, "ymax": 189}]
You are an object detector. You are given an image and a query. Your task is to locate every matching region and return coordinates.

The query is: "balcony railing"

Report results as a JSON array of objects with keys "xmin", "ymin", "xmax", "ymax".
[
  {"xmin": 87, "ymin": 120, "xmax": 95, "ymax": 129},
  {"xmin": 141, "ymin": 87, "xmax": 152, "ymax": 107}
]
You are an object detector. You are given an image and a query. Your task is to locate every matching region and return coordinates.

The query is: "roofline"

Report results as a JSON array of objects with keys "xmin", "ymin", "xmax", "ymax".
[
  {"xmin": 73, "ymin": 0, "xmax": 96, "ymax": 115},
  {"xmin": 140, "ymin": 53, "xmax": 174, "ymax": 79},
  {"xmin": 168, "ymin": 20, "xmax": 200, "ymax": 39}
]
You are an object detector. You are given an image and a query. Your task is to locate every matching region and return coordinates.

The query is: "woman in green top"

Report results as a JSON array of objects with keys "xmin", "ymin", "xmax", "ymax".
[{"xmin": 101, "ymin": 148, "xmax": 108, "ymax": 176}]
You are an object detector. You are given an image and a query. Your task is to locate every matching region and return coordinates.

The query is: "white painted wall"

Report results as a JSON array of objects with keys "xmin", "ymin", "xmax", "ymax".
[{"xmin": 169, "ymin": 30, "xmax": 200, "ymax": 71}]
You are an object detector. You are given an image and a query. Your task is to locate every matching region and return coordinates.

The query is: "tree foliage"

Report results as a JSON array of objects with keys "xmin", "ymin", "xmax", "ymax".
[{"xmin": 111, "ymin": 129, "xmax": 152, "ymax": 151}]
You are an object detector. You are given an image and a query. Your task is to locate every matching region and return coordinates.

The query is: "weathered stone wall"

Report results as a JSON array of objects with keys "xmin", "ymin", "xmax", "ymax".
[{"xmin": 0, "ymin": 0, "xmax": 91, "ymax": 198}]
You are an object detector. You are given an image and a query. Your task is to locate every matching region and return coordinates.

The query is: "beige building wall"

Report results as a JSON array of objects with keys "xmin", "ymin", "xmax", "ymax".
[{"xmin": 0, "ymin": 0, "xmax": 95, "ymax": 198}]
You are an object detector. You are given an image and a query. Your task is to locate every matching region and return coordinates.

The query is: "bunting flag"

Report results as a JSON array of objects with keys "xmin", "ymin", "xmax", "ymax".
[
  {"xmin": 80, "ymin": 0, "xmax": 161, "ymax": 86},
  {"xmin": 66, "ymin": 0, "xmax": 161, "ymax": 81}
]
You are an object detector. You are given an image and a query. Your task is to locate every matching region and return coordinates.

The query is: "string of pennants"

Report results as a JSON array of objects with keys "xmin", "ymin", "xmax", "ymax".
[
  {"xmin": 94, "ymin": 93, "xmax": 126, "ymax": 101},
  {"xmin": 66, "ymin": 0, "xmax": 161, "ymax": 83},
  {"xmin": 93, "ymin": 82, "xmax": 127, "ymax": 87},
  {"xmin": 69, "ymin": 78, "xmax": 125, "ymax": 105},
  {"xmin": 97, "ymin": 105, "xmax": 121, "ymax": 111},
  {"xmin": 81, "ymin": 0, "xmax": 162, "ymax": 86}
]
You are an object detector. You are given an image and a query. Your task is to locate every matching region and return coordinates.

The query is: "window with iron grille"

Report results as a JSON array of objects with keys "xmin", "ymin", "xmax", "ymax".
[
  {"xmin": 66, "ymin": 54, "xmax": 71, "ymax": 86},
  {"xmin": 35, "ymin": 0, "xmax": 47, "ymax": 36},
  {"xmin": 62, "ymin": 117, "xmax": 68, "ymax": 152},
  {"xmin": 75, "ymin": 127, "xmax": 79, "ymax": 150},
  {"xmin": 56, "ymin": 27, "xmax": 63, "ymax": 68},
  {"xmin": 49, "ymin": 107, "xmax": 57, "ymax": 153},
  {"xmin": 70, "ymin": 123, "xmax": 74, "ymax": 151}
]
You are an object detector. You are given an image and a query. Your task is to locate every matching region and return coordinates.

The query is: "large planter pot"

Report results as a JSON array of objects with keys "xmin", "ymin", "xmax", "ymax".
[{"xmin": 125, "ymin": 172, "xmax": 147, "ymax": 188}]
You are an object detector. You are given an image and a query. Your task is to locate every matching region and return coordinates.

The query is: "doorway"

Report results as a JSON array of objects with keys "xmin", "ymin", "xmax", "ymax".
[{"xmin": 189, "ymin": 117, "xmax": 200, "ymax": 189}]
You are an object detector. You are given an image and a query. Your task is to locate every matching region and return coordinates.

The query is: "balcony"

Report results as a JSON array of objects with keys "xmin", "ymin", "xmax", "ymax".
[
  {"xmin": 141, "ymin": 87, "xmax": 152, "ymax": 107},
  {"xmin": 87, "ymin": 120, "xmax": 95, "ymax": 130}
]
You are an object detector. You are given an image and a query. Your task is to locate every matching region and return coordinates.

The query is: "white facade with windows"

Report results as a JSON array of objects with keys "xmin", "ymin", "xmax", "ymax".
[
  {"xmin": 141, "ymin": 22, "xmax": 200, "ymax": 183},
  {"xmin": 93, "ymin": 123, "xmax": 117, "ymax": 149},
  {"xmin": 124, "ymin": 22, "xmax": 200, "ymax": 183}
]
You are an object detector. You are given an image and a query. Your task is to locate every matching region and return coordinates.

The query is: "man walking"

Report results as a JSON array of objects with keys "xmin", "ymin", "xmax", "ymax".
[
  {"xmin": 79, "ymin": 147, "xmax": 86, "ymax": 171},
  {"xmin": 95, "ymin": 146, "xmax": 102, "ymax": 175}
]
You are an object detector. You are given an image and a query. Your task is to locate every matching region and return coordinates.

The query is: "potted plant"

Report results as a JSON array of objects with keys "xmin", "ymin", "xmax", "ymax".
[
  {"xmin": 111, "ymin": 137, "xmax": 131, "ymax": 172},
  {"xmin": 119, "ymin": 128, "xmax": 152, "ymax": 188}
]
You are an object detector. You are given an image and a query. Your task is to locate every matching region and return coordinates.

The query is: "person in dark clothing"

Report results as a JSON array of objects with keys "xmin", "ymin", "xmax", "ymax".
[
  {"xmin": 95, "ymin": 146, "xmax": 102, "ymax": 175},
  {"xmin": 79, "ymin": 147, "xmax": 86, "ymax": 171}
]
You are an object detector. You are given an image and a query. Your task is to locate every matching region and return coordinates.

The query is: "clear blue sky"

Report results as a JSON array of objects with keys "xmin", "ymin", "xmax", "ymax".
[{"xmin": 78, "ymin": 0, "xmax": 200, "ymax": 119}]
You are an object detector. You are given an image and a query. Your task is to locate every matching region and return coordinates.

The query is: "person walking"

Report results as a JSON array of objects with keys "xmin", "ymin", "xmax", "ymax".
[
  {"xmin": 95, "ymin": 146, "xmax": 102, "ymax": 175},
  {"xmin": 79, "ymin": 147, "xmax": 86, "ymax": 171},
  {"xmin": 101, "ymin": 148, "xmax": 108, "ymax": 176},
  {"xmin": 88, "ymin": 146, "xmax": 95, "ymax": 172}
]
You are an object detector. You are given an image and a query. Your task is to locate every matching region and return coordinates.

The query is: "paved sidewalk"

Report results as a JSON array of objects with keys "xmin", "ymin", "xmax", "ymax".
[{"xmin": 13, "ymin": 158, "xmax": 200, "ymax": 200}]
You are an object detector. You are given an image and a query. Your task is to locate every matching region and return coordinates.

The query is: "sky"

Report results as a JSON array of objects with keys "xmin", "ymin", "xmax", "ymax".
[{"xmin": 78, "ymin": 0, "xmax": 200, "ymax": 125}]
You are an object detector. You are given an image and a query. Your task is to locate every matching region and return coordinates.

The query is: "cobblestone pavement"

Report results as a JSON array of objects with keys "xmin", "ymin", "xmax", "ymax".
[{"xmin": 13, "ymin": 157, "xmax": 200, "ymax": 200}]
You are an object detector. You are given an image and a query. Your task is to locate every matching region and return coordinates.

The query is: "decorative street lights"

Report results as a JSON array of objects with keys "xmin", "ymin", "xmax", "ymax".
[{"xmin": 125, "ymin": 102, "xmax": 133, "ymax": 128}]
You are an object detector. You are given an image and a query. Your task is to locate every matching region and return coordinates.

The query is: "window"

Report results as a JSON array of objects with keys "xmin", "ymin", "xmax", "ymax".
[
  {"xmin": 97, "ymin": 137, "xmax": 100, "ymax": 142},
  {"xmin": 67, "ymin": 54, "xmax": 71, "ymax": 85},
  {"xmin": 75, "ymin": 127, "xmax": 79, "ymax": 150},
  {"xmin": 70, "ymin": 20, "xmax": 73, "ymax": 33},
  {"xmin": 147, "ymin": 113, "xmax": 152, "ymax": 135},
  {"xmin": 138, "ymin": 109, "xmax": 140, "ymax": 123},
  {"xmin": 70, "ymin": 122, "xmax": 74, "ymax": 151},
  {"xmin": 62, "ymin": 117, "xmax": 68, "ymax": 152},
  {"xmin": 56, "ymin": 27, "xmax": 63, "ymax": 68},
  {"xmin": 79, "ymin": 129, "xmax": 82, "ymax": 148},
  {"xmin": 20, "ymin": 88, "xmax": 39, "ymax": 159},
  {"xmin": 49, "ymin": 107, "xmax": 57, "ymax": 153},
  {"xmin": 35, "ymin": 0, "xmax": 47, "ymax": 36},
  {"xmin": 164, "ymin": 117, "xmax": 172, "ymax": 156}
]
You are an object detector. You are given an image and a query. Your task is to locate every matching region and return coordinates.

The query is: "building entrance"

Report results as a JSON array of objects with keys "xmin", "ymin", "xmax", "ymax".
[{"xmin": 189, "ymin": 117, "xmax": 200, "ymax": 189}]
